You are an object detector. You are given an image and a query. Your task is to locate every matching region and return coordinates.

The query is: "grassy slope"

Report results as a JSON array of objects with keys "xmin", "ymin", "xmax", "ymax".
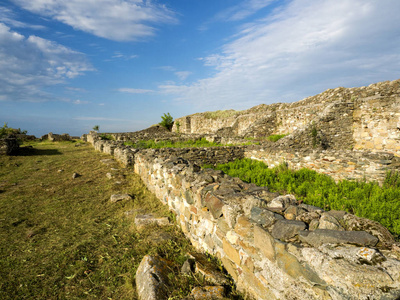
[{"xmin": 0, "ymin": 141, "xmax": 222, "ymax": 299}]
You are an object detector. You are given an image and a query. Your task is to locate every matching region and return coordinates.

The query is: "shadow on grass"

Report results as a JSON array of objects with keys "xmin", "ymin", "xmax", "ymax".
[{"xmin": 13, "ymin": 147, "xmax": 62, "ymax": 156}]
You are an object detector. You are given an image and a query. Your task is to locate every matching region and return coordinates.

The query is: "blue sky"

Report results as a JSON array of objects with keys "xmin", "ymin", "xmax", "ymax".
[{"xmin": 1, "ymin": 0, "xmax": 400, "ymax": 137}]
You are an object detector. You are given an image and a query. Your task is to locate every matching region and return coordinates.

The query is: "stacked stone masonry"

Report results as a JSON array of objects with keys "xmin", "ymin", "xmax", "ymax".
[
  {"xmin": 88, "ymin": 135, "xmax": 400, "ymax": 300},
  {"xmin": 173, "ymin": 79, "xmax": 400, "ymax": 155}
]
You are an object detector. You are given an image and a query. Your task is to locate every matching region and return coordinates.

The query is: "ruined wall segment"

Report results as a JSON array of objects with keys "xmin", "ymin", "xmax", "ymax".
[
  {"xmin": 173, "ymin": 79, "xmax": 400, "ymax": 154},
  {"xmin": 87, "ymin": 136, "xmax": 400, "ymax": 300},
  {"xmin": 354, "ymin": 96, "xmax": 400, "ymax": 152}
]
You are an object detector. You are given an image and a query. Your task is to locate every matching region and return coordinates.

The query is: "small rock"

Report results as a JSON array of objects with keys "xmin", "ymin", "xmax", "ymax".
[
  {"xmin": 357, "ymin": 247, "xmax": 386, "ymax": 265},
  {"xmin": 136, "ymin": 255, "xmax": 169, "ymax": 300},
  {"xmin": 189, "ymin": 252, "xmax": 229, "ymax": 285},
  {"xmin": 72, "ymin": 172, "xmax": 80, "ymax": 179},
  {"xmin": 191, "ymin": 286, "xmax": 225, "ymax": 300},
  {"xmin": 135, "ymin": 214, "xmax": 169, "ymax": 229},
  {"xmin": 319, "ymin": 212, "xmax": 344, "ymax": 231},
  {"xmin": 181, "ymin": 258, "xmax": 195, "ymax": 275},
  {"xmin": 106, "ymin": 172, "xmax": 113, "ymax": 179},
  {"xmin": 57, "ymin": 169, "xmax": 64, "ymax": 173},
  {"xmin": 267, "ymin": 194, "xmax": 297, "ymax": 212},
  {"xmin": 284, "ymin": 205, "xmax": 306, "ymax": 220},
  {"xmin": 110, "ymin": 194, "xmax": 132, "ymax": 203}
]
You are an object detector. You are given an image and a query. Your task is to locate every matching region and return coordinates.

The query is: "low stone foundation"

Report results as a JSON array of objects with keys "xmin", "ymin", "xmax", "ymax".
[{"xmin": 88, "ymin": 135, "xmax": 400, "ymax": 299}]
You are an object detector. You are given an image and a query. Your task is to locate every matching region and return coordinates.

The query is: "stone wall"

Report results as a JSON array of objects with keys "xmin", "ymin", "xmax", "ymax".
[
  {"xmin": 354, "ymin": 96, "xmax": 400, "ymax": 152},
  {"xmin": 88, "ymin": 137, "xmax": 400, "ymax": 300},
  {"xmin": 173, "ymin": 79, "xmax": 400, "ymax": 154},
  {"xmin": 244, "ymin": 146, "xmax": 400, "ymax": 184}
]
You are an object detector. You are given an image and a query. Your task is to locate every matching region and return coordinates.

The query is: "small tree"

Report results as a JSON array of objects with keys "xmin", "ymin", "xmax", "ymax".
[
  {"xmin": 92, "ymin": 125, "xmax": 99, "ymax": 132},
  {"xmin": 159, "ymin": 113, "xmax": 174, "ymax": 131}
]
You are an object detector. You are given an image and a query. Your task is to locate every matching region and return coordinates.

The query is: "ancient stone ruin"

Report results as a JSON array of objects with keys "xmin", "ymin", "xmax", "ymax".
[{"xmin": 85, "ymin": 79, "xmax": 400, "ymax": 299}]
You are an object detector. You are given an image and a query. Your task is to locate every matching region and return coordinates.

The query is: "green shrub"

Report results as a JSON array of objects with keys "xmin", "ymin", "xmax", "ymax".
[
  {"xmin": 0, "ymin": 123, "xmax": 27, "ymax": 138},
  {"xmin": 99, "ymin": 134, "xmax": 113, "ymax": 140},
  {"xmin": 212, "ymin": 158, "xmax": 400, "ymax": 238},
  {"xmin": 159, "ymin": 113, "xmax": 174, "ymax": 131}
]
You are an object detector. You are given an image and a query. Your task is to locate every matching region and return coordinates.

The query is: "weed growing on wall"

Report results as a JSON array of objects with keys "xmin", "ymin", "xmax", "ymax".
[{"xmin": 211, "ymin": 158, "xmax": 400, "ymax": 238}]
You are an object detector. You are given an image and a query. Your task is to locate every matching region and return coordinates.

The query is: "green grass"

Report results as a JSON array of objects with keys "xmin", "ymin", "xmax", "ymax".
[
  {"xmin": 202, "ymin": 110, "xmax": 241, "ymax": 119},
  {"xmin": 124, "ymin": 138, "xmax": 223, "ymax": 149},
  {"xmin": 267, "ymin": 134, "xmax": 288, "ymax": 142},
  {"xmin": 210, "ymin": 158, "xmax": 400, "ymax": 238},
  {"xmin": 0, "ymin": 141, "xmax": 242, "ymax": 299}
]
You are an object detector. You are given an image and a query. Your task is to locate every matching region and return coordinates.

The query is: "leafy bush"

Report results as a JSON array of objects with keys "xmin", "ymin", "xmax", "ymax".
[
  {"xmin": 159, "ymin": 113, "xmax": 174, "ymax": 131},
  {"xmin": 0, "ymin": 123, "xmax": 27, "ymax": 138},
  {"xmin": 212, "ymin": 158, "xmax": 400, "ymax": 238},
  {"xmin": 99, "ymin": 134, "xmax": 113, "ymax": 140}
]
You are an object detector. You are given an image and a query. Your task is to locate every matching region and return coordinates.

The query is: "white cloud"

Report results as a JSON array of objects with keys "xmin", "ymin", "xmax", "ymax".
[
  {"xmin": 110, "ymin": 51, "xmax": 138, "ymax": 60},
  {"xmin": 117, "ymin": 88, "xmax": 154, "ymax": 94},
  {"xmin": 0, "ymin": 23, "xmax": 93, "ymax": 102},
  {"xmin": 161, "ymin": 0, "xmax": 400, "ymax": 110},
  {"xmin": 11, "ymin": 0, "xmax": 177, "ymax": 41},
  {"xmin": 175, "ymin": 71, "xmax": 192, "ymax": 81}
]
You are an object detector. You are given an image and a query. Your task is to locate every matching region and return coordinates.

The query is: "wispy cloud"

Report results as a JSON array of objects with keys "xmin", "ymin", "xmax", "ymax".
[
  {"xmin": 158, "ymin": 66, "xmax": 192, "ymax": 81},
  {"xmin": 66, "ymin": 87, "xmax": 86, "ymax": 92},
  {"xmin": 117, "ymin": 88, "xmax": 154, "ymax": 94},
  {"xmin": 199, "ymin": 0, "xmax": 275, "ymax": 31},
  {"xmin": 0, "ymin": 6, "xmax": 46, "ymax": 30},
  {"xmin": 72, "ymin": 99, "xmax": 89, "ymax": 105},
  {"xmin": 11, "ymin": 0, "xmax": 177, "ymax": 41},
  {"xmin": 110, "ymin": 51, "xmax": 138, "ymax": 60},
  {"xmin": 175, "ymin": 71, "xmax": 192, "ymax": 81},
  {"xmin": 0, "ymin": 23, "xmax": 93, "ymax": 102},
  {"xmin": 162, "ymin": 0, "xmax": 400, "ymax": 110}
]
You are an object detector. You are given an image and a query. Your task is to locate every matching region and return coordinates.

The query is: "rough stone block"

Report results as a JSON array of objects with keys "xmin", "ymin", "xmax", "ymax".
[
  {"xmin": 275, "ymin": 241, "xmax": 326, "ymax": 285},
  {"xmin": 299, "ymin": 229, "xmax": 379, "ymax": 247},
  {"xmin": 254, "ymin": 225, "xmax": 275, "ymax": 261},
  {"xmin": 234, "ymin": 215, "xmax": 253, "ymax": 238},
  {"xmin": 221, "ymin": 256, "xmax": 238, "ymax": 282},
  {"xmin": 110, "ymin": 194, "xmax": 132, "ymax": 203},
  {"xmin": 271, "ymin": 219, "xmax": 307, "ymax": 241},
  {"xmin": 250, "ymin": 206, "xmax": 283, "ymax": 228},
  {"xmin": 135, "ymin": 214, "xmax": 170, "ymax": 229},
  {"xmin": 136, "ymin": 255, "xmax": 169, "ymax": 300},
  {"xmin": 204, "ymin": 193, "xmax": 224, "ymax": 219},
  {"xmin": 223, "ymin": 238, "xmax": 241, "ymax": 265}
]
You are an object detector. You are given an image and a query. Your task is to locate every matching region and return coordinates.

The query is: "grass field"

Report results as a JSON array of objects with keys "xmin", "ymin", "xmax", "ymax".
[{"xmin": 0, "ymin": 141, "xmax": 237, "ymax": 299}]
